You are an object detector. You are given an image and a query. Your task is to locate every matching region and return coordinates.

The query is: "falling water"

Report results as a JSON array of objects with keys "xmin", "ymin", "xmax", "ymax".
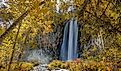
[{"xmin": 60, "ymin": 18, "xmax": 78, "ymax": 61}]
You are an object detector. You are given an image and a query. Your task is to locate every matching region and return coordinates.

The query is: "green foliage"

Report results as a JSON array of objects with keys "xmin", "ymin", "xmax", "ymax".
[
  {"xmin": 48, "ymin": 60, "xmax": 66, "ymax": 70},
  {"xmin": 0, "ymin": 0, "xmax": 121, "ymax": 71},
  {"xmin": 82, "ymin": 46, "xmax": 121, "ymax": 63},
  {"xmin": 0, "ymin": 62, "xmax": 33, "ymax": 71},
  {"xmin": 48, "ymin": 59, "xmax": 119, "ymax": 71}
]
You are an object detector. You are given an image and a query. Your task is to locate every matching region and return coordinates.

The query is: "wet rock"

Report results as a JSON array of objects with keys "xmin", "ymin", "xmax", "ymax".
[
  {"xmin": 31, "ymin": 64, "xmax": 49, "ymax": 71},
  {"xmin": 31, "ymin": 64, "xmax": 69, "ymax": 71},
  {"xmin": 51, "ymin": 69, "xmax": 69, "ymax": 71}
]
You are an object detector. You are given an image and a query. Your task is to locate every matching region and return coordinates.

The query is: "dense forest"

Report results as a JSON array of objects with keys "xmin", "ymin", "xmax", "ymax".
[{"xmin": 0, "ymin": 0, "xmax": 121, "ymax": 71}]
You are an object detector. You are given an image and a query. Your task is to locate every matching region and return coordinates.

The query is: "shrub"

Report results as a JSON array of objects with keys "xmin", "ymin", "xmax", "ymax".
[{"xmin": 48, "ymin": 59, "xmax": 119, "ymax": 71}]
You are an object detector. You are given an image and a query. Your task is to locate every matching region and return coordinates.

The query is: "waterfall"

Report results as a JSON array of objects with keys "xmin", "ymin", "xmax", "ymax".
[{"xmin": 60, "ymin": 18, "xmax": 78, "ymax": 61}]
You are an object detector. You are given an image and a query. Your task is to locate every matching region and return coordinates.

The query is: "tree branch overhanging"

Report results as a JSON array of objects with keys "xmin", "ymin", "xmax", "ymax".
[
  {"xmin": 0, "ymin": 10, "xmax": 28, "ymax": 42},
  {"xmin": 85, "ymin": 10, "xmax": 121, "ymax": 34},
  {"xmin": 7, "ymin": 20, "xmax": 22, "ymax": 71},
  {"xmin": 0, "ymin": 1, "xmax": 45, "ymax": 42},
  {"xmin": 100, "ymin": 1, "xmax": 111, "ymax": 18}
]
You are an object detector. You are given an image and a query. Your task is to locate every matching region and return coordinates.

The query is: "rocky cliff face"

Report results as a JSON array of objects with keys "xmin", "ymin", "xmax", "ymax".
[{"xmin": 23, "ymin": 24, "xmax": 64, "ymax": 64}]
